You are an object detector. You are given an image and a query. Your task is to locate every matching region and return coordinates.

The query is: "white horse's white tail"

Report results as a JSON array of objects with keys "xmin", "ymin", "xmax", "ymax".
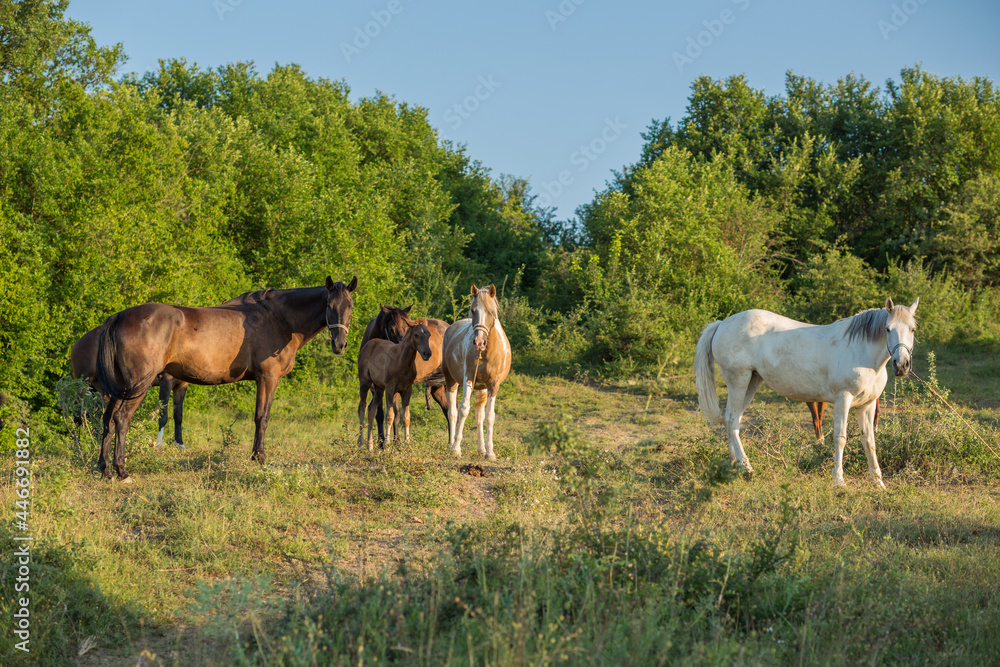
[{"xmin": 695, "ymin": 320, "xmax": 724, "ymax": 424}]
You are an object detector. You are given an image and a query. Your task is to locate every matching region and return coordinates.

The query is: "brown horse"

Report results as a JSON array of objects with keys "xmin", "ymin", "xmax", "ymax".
[
  {"xmin": 359, "ymin": 304, "xmax": 450, "ymax": 441},
  {"xmin": 95, "ymin": 276, "xmax": 357, "ymax": 479},
  {"xmin": 442, "ymin": 284, "xmax": 512, "ymax": 460},
  {"xmin": 806, "ymin": 398, "xmax": 880, "ymax": 440},
  {"xmin": 72, "ymin": 326, "xmax": 189, "ymax": 447},
  {"xmin": 357, "ymin": 323, "xmax": 432, "ymax": 450}
]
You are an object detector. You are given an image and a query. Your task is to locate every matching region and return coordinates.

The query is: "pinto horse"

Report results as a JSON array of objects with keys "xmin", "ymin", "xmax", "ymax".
[
  {"xmin": 442, "ymin": 284, "xmax": 512, "ymax": 461},
  {"xmin": 357, "ymin": 323, "xmax": 433, "ymax": 450},
  {"xmin": 94, "ymin": 276, "xmax": 357, "ymax": 479},
  {"xmin": 359, "ymin": 305, "xmax": 450, "ymax": 441},
  {"xmin": 72, "ymin": 326, "xmax": 189, "ymax": 447},
  {"xmin": 695, "ymin": 297, "xmax": 918, "ymax": 488}
]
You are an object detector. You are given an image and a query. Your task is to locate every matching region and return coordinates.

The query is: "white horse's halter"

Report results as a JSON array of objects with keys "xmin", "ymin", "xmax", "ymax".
[{"xmin": 887, "ymin": 341, "xmax": 912, "ymax": 358}]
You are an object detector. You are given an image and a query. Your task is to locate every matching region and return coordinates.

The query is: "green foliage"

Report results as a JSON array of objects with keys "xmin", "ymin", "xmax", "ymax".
[
  {"xmin": 575, "ymin": 147, "xmax": 781, "ymax": 366},
  {"xmin": 788, "ymin": 245, "xmax": 882, "ymax": 323},
  {"xmin": 0, "ymin": 11, "xmax": 552, "ymax": 410}
]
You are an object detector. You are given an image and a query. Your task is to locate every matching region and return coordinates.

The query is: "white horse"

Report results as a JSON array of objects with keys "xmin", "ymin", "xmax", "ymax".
[
  {"xmin": 695, "ymin": 297, "xmax": 919, "ymax": 488},
  {"xmin": 442, "ymin": 284, "xmax": 512, "ymax": 460}
]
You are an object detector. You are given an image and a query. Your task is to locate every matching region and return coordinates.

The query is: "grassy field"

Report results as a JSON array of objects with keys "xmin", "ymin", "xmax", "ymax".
[{"xmin": 2, "ymin": 344, "xmax": 1000, "ymax": 665}]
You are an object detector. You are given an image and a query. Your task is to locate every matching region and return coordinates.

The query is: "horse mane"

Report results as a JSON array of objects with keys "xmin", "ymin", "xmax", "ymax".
[
  {"xmin": 222, "ymin": 288, "xmax": 275, "ymax": 306},
  {"xmin": 844, "ymin": 308, "xmax": 888, "ymax": 344},
  {"xmin": 378, "ymin": 306, "xmax": 416, "ymax": 327},
  {"xmin": 844, "ymin": 305, "xmax": 916, "ymax": 344},
  {"xmin": 473, "ymin": 289, "xmax": 499, "ymax": 317}
]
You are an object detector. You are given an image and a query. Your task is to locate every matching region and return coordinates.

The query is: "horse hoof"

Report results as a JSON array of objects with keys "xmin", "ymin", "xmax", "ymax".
[
  {"xmin": 451, "ymin": 449, "xmax": 462, "ymax": 458},
  {"xmin": 486, "ymin": 453, "xmax": 497, "ymax": 462}
]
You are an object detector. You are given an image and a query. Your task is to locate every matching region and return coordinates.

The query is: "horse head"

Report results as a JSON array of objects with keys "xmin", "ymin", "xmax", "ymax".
[
  {"xmin": 885, "ymin": 296, "xmax": 919, "ymax": 377},
  {"xmin": 376, "ymin": 304, "xmax": 414, "ymax": 344},
  {"xmin": 410, "ymin": 323, "xmax": 433, "ymax": 362},
  {"xmin": 324, "ymin": 275, "xmax": 358, "ymax": 354},
  {"xmin": 469, "ymin": 284, "xmax": 498, "ymax": 352}
]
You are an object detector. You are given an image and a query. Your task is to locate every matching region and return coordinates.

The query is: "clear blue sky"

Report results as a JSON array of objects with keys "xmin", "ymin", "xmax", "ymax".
[{"xmin": 67, "ymin": 0, "xmax": 1000, "ymax": 220}]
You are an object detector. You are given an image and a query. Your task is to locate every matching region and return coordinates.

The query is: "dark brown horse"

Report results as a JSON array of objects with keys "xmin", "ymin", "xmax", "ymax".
[
  {"xmin": 806, "ymin": 398, "xmax": 880, "ymax": 441},
  {"xmin": 95, "ymin": 276, "xmax": 357, "ymax": 479},
  {"xmin": 357, "ymin": 323, "xmax": 433, "ymax": 450},
  {"xmin": 360, "ymin": 305, "xmax": 450, "ymax": 441},
  {"xmin": 72, "ymin": 326, "xmax": 189, "ymax": 447}
]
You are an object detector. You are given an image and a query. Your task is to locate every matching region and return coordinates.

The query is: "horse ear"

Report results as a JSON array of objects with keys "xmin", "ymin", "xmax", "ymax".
[
  {"xmin": 325, "ymin": 276, "xmax": 335, "ymax": 291},
  {"xmin": 347, "ymin": 275, "xmax": 358, "ymax": 292},
  {"xmin": 379, "ymin": 304, "xmax": 390, "ymax": 314},
  {"xmin": 403, "ymin": 304, "xmax": 413, "ymax": 314},
  {"xmin": 910, "ymin": 297, "xmax": 919, "ymax": 313},
  {"xmin": 470, "ymin": 284, "xmax": 478, "ymax": 295},
  {"xmin": 885, "ymin": 297, "xmax": 895, "ymax": 311},
  {"xmin": 488, "ymin": 284, "xmax": 496, "ymax": 298}
]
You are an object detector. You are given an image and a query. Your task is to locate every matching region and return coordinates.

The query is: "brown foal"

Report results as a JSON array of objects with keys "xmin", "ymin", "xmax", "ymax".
[{"xmin": 357, "ymin": 323, "xmax": 433, "ymax": 451}]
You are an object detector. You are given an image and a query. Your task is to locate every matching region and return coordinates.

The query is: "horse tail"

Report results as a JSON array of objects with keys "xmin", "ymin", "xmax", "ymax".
[
  {"xmin": 695, "ymin": 320, "xmax": 724, "ymax": 425},
  {"xmin": 422, "ymin": 366, "xmax": 445, "ymax": 409},
  {"xmin": 95, "ymin": 313, "xmax": 139, "ymax": 400}
]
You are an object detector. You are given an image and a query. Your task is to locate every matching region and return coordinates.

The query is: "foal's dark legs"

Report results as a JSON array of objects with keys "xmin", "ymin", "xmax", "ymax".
[
  {"xmin": 378, "ymin": 383, "xmax": 452, "ymax": 444},
  {"xmin": 373, "ymin": 397, "xmax": 388, "ymax": 446},
  {"xmin": 251, "ymin": 375, "xmax": 278, "ymax": 464}
]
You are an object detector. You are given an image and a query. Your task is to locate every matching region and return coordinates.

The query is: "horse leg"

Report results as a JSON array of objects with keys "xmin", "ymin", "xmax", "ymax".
[
  {"xmin": 856, "ymin": 401, "xmax": 885, "ymax": 489},
  {"xmin": 172, "ymin": 382, "xmax": 188, "ymax": 449},
  {"xmin": 358, "ymin": 381, "xmax": 369, "ymax": 450},
  {"xmin": 156, "ymin": 379, "xmax": 170, "ymax": 445},
  {"xmin": 483, "ymin": 389, "xmax": 498, "ymax": 462},
  {"xmin": 111, "ymin": 396, "xmax": 143, "ymax": 480},
  {"xmin": 831, "ymin": 395, "xmax": 853, "ymax": 487},
  {"xmin": 873, "ymin": 396, "xmax": 880, "ymax": 431},
  {"xmin": 384, "ymin": 388, "xmax": 398, "ymax": 450},
  {"xmin": 452, "ymin": 379, "xmax": 475, "ymax": 458},
  {"xmin": 368, "ymin": 387, "xmax": 383, "ymax": 452},
  {"xmin": 721, "ymin": 370, "xmax": 761, "ymax": 472},
  {"xmin": 250, "ymin": 375, "xmax": 279, "ymax": 464},
  {"xmin": 430, "ymin": 384, "xmax": 451, "ymax": 444},
  {"xmin": 446, "ymin": 382, "xmax": 460, "ymax": 454},
  {"xmin": 374, "ymin": 395, "xmax": 386, "ymax": 447},
  {"xmin": 474, "ymin": 389, "xmax": 488, "ymax": 459},
  {"xmin": 807, "ymin": 402, "xmax": 825, "ymax": 441},
  {"xmin": 98, "ymin": 396, "xmax": 119, "ymax": 479},
  {"xmin": 400, "ymin": 387, "xmax": 413, "ymax": 443}
]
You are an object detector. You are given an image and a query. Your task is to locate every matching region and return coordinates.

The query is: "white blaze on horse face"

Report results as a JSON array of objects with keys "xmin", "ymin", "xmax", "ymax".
[{"xmin": 471, "ymin": 295, "xmax": 488, "ymax": 350}]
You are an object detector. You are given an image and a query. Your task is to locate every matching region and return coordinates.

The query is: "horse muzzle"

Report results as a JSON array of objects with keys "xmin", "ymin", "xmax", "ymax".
[
  {"xmin": 330, "ymin": 333, "xmax": 348, "ymax": 355},
  {"xmin": 888, "ymin": 341, "xmax": 912, "ymax": 377},
  {"xmin": 329, "ymin": 322, "xmax": 349, "ymax": 355}
]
